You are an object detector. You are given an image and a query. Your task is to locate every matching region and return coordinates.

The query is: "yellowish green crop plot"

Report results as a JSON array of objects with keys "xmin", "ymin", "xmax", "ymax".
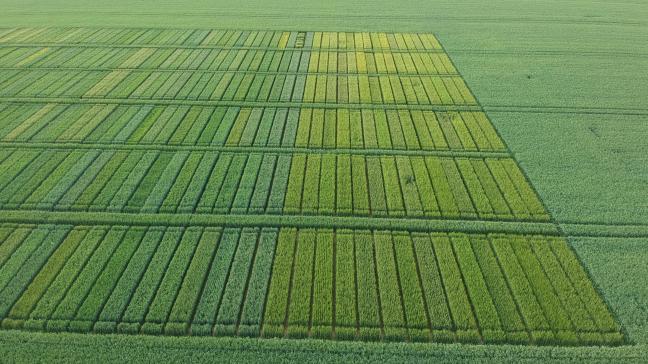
[{"xmin": 0, "ymin": 28, "xmax": 624, "ymax": 345}]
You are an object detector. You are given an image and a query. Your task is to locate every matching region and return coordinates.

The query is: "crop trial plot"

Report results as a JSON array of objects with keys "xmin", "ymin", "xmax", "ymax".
[{"xmin": 0, "ymin": 27, "xmax": 624, "ymax": 345}]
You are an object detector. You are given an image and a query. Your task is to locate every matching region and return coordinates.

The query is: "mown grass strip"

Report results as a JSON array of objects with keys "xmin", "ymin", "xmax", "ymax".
[
  {"xmin": 0, "ymin": 140, "xmax": 512, "ymax": 159},
  {"xmin": 0, "ymin": 96, "xmax": 485, "ymax": 112},
  {"xmin": 0, "ymin": 210, "xmax": 560, "ymax": 236}
]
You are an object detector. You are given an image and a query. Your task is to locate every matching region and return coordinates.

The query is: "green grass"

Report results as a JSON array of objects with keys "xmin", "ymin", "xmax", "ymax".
[
  {"xmin": 0, "ymin": 19, "xmax": 643, "ymax": 362},
  {"xmin": 0, "ymin": 329, "xmax": 645, "ymax": 364}
]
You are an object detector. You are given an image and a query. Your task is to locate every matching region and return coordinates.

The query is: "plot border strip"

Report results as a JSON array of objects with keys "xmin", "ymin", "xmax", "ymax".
[
  {"xmin": 0, "ymin": 210, "xmax": 560, "ymax": 235},
  {"xmin": 0, "ymin": 142, "xmax": 511, "ymax": 158},
  {"xmin": 0, "ymin": 97, "xmax": 481, "ymax": 111}
]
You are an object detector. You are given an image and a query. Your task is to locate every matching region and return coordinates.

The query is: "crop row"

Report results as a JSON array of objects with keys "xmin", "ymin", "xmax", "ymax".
[
  {"xmin": 0, "ymin": 28, "xmax": 443, "ymax": 50},
  {"xmin": 288, "ymin": 109, "xmax": 503, "ymax": 151},
  {"xmin": 0, "ymin": 103, "xmax": 301, "ymax": 147},
  {"xmin": 0, "ymin": 68, "xmax": 476, "ymax": 105},
  {"xmin": 0, "ymin": 224, "xmax": 279, "ymax": 337},
  {"xmin": 257, "ymin": 228, "xmax": 622, "ymax": 344},
  {"xmin": 284, "ymin": 153, "xmax": 548, "ymax": 220},
  {"xmin": 0, "ymin": 149, "xmax": 289, "ymax": 214},
  {"xmin": 0, "ymin": 223, "xmax": 623, "ymax": 345},
  {"xmin": 0, "ymin": 46, "xmax": 456, "ymax": 75},
  {"xmin": 0, "ymin": 28, "xmax": 206, "ymax": 47},
  {"xmin": 0, "ymin": 103, "xmax": 504, "ymax": 151},
  {"xmin": 2, "ymin": 229, "xmax": 592, "ymax": 343},
  {"xmin": 0, "ymin": 149, "xmax": 546, "ymax": 220}
]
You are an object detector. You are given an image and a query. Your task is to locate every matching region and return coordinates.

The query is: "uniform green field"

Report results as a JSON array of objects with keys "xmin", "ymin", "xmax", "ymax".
[{"xmin": 0, "ymin": 1, "xmax": 646, "ymax": 361}]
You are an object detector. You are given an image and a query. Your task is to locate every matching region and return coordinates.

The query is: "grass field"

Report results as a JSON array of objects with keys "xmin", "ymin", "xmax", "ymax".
[{"xmin": 0, "ymin": 1, "xmax": 646, "ymax": 362}]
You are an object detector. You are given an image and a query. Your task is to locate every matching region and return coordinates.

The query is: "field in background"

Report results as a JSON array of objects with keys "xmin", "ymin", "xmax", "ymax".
[{"xmin": 0, "ymin": 1, "xmax": 646, "ymax": 362}]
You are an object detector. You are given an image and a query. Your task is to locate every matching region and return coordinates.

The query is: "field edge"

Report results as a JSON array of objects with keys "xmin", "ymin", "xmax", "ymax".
[{"xmin": 0, "ymin": 329, "xmax": 645, "ymax": 363}]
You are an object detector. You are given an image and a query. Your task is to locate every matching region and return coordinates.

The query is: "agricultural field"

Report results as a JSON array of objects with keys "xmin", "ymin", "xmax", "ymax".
[
  {"xmin": 0, "ymin": 1, "xmax": 646, "ymax": 362},
  {"xmin": 0, "ymin": 28, "xmax": 625, "ymax": 347}
]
